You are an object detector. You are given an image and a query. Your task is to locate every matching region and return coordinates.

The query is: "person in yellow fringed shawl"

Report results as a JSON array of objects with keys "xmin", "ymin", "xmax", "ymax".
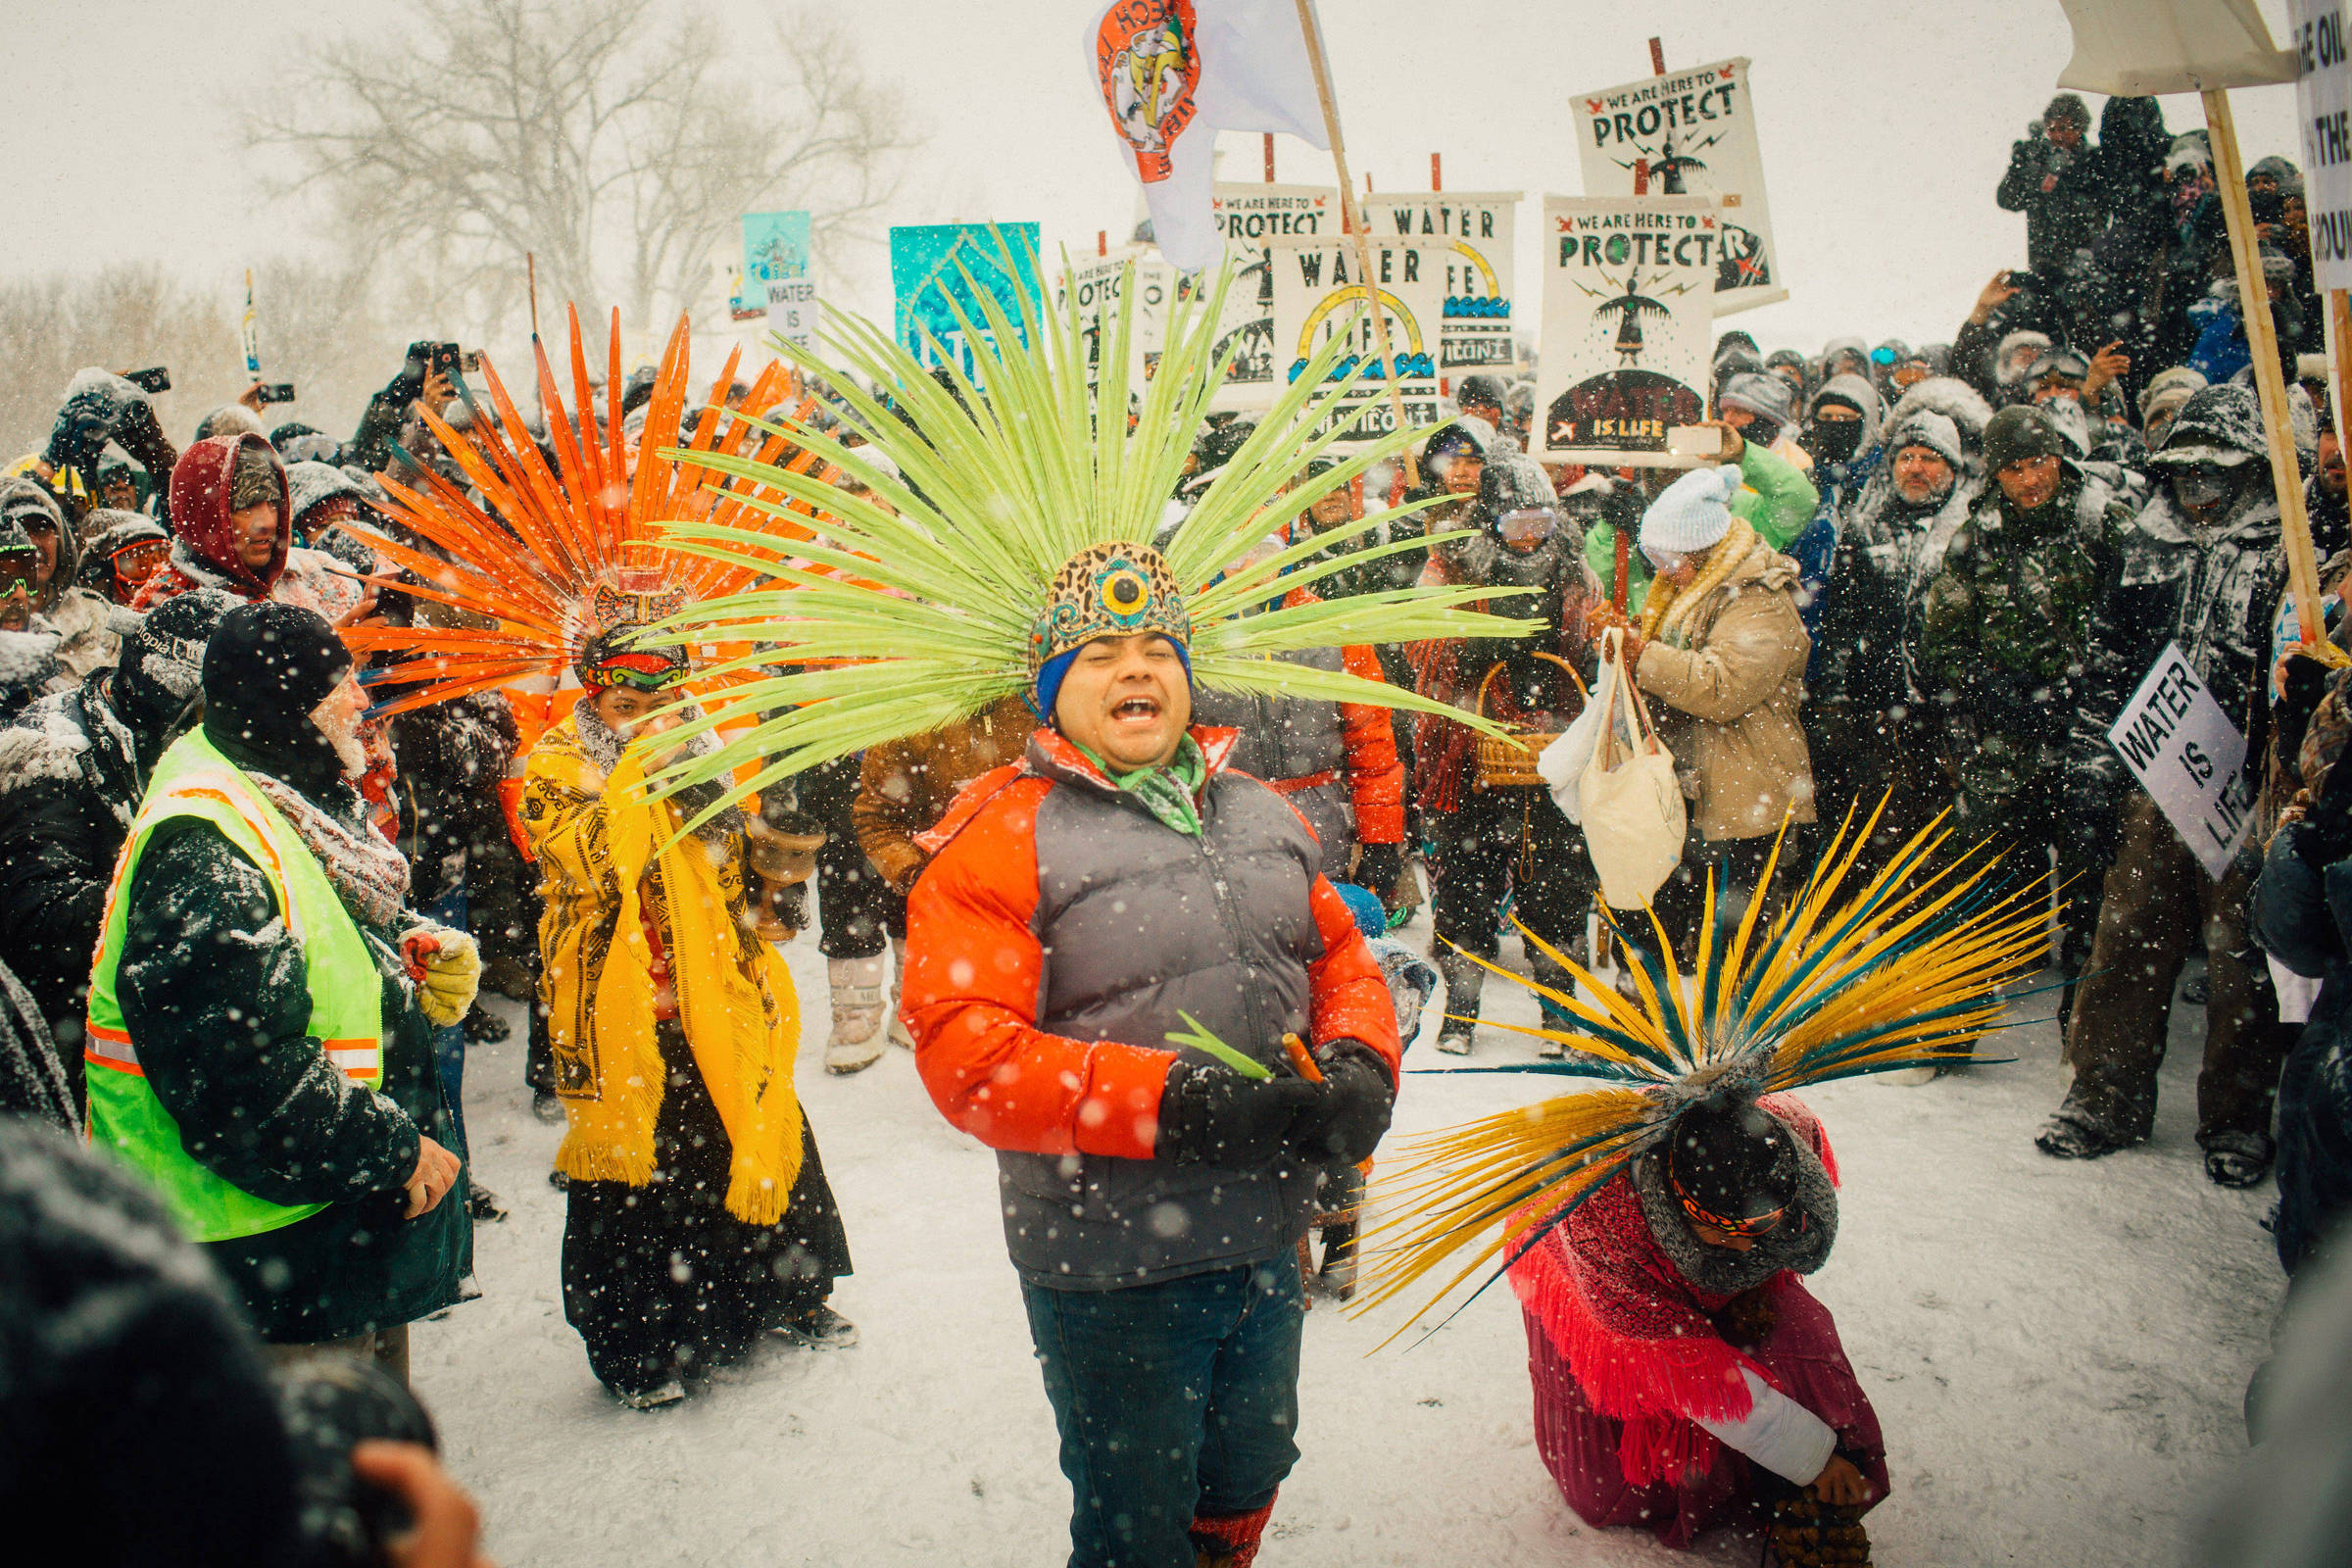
[{"xmin": 517, "ymin": 608, "xmax": 855, "ymax": 1409}]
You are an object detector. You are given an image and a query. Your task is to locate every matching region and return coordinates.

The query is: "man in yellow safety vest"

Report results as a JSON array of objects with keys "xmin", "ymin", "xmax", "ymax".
[{"xmin": 84, "ymin": 602, "xmax": 475, "ymax": 1380}]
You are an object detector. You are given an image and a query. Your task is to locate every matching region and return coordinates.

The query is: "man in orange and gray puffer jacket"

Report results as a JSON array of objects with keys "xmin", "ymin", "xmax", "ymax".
[{"xmin": 903, "ymin": 541, "xmax": 1400, "ymax": 1568}]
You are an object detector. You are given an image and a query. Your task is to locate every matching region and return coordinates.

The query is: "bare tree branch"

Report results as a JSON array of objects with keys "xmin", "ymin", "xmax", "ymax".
[{"xmin": 244, "ymin": 0, "xmax": 914, "ymax": 343}]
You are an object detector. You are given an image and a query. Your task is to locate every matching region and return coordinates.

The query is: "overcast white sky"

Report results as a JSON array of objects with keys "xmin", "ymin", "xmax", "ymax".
[{"xmin": 0, "ymin": 0, "xmax": 2314, "ymax": 365}]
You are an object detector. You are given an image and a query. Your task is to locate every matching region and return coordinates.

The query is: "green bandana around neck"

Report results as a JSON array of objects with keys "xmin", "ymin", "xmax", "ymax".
[{"xmin": 1074, "ymin": 733, "xmax": 1207, "ymax": 837}]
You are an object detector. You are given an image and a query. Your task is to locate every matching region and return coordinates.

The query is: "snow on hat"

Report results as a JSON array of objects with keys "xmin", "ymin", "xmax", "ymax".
[
  {"xmin": 2139, "ymin": 365, "xmax": 2207, "ymax": 421},
  {"xmin": 1639, "ymin": 466, "xmax": 1742, "ymax": 557},
  {"xmin": 1993, "ymin": 329, "xmax": 2052, "ymax": 385},
  {"xmin": 283, "ymin": 461, "xmax": 366, "ymax": 527},
  {"xmin": 2043, "ymin": 93, "xmax": 2090, "ymax": 129},
  {"xmin": 2167, "ymin": 132, "xmax": 2214, "ymax": 177},
  {"xmin": 2250, "ymin": 154, "xmax": 2306, "ymax": 199},
  {"xmin": 2150, "ymin": 382, "xmax": 2265, "ymax": 466},
  {"xmin": 1717, "ymin": 371, "xmax": 1795, "ymax": 429},
  {"xmin": 1455, "ymin": 373, "xmax": 1509, "ymax": 410},
  {"xmin": 0, "ymin": 477, "xmax": 63, "ymax": 548},
  {"xmin": 1982, "ymin": 404, "xmax": 2069, "ymax": 472},
  {"xmin": 1886, "ymin": 410, "xmax": 1964, "ymax": 469}
]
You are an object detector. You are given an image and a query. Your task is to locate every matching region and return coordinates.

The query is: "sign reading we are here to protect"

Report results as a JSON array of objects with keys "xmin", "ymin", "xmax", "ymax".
[{"xmin": 2107, "ymin": 643, "xmax": 2255, "ymax": 880}]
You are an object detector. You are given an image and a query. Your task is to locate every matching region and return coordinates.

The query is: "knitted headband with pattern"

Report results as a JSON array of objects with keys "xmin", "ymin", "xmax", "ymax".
[{"xmin": 636, "ymin": 231, "xmax": 1537, "ymax": 825}]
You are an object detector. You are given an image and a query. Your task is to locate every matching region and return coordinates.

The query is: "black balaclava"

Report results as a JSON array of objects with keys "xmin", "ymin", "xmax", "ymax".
[
  {"xmin": 1667, "ymin": 1100, "xmax": 1800, "ymax": 1231},
  {"xmin": 200, "ymin": 601, "xmax": 356, "ymax": 801},
  {"xmin": 1802, "ymin": 399, "xmax": 1867, "ymax": 466}
]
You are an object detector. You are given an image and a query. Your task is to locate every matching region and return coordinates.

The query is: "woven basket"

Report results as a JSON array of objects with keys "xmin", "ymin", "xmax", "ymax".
[{"xmin": 1471, "ymin": 653, "xmax": 1585, "ymax": 792}]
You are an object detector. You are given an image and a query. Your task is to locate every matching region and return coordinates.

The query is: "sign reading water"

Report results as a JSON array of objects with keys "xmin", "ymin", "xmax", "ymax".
[{"xmin": 2106, "ymin": 642, "xmax": 2254, "ymax": 880}]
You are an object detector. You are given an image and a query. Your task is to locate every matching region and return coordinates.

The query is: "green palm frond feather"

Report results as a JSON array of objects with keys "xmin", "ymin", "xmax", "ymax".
[
  {"xmin": 633, "ymin": 228, "xmax": 1535, "ymax": 818},
  {"xmin": 1352, "ymin": 805, "xmax": 2052, "ymax": 1344}
]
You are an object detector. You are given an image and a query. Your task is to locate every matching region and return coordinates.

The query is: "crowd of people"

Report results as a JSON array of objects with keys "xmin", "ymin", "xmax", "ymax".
[{"xmin": 1, "ymin": 86, "xmax": 2348, "ymax": 1568}]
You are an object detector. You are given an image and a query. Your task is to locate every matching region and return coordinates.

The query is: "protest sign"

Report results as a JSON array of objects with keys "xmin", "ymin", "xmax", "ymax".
[
  {"xmin": 1208, "ymin": 183, "xmax": 1338, "ymax": 407},
  {"xmin": 1266, "ymin": 231, "xmax": 1446, "ymax": 444},
  {"xmin": 1057, "ymin": 249, "xmax": 1175, "ymax": 395},
  {"xmin": 2291, "ymin": 1, "xmax": 2352, "ymax": 290},
  {"xmin": 1362, "ymin": 191, "xmax": 1521, "ymax": 372},
  {"xmin": 2106, "ymin": 642, "xmax": 2256, "ymax": 879},
  {"xmin": 744, "ymin": 211, "xmax": 816, "ymax": 348},
  {"xmin": 1570, "ymin": 57, "xmax": 1784, "ymax": 313},
  {"xmin": 1533, "ymin": 196, "xmax": 1717, "ymax": 466},
  {"xmin": 889, "ymin": 224, "xmax": 1044, "ymax": 380}
]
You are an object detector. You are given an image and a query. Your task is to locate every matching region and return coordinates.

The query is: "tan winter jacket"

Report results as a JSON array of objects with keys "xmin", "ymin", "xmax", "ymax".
[
  {"xmin": 856, "ymin": 695, "xmax": 1037, "ymax": 893},
  {"xmin": 1634, "ymin": 544, "xmax": 1817, "ymax": 842}
]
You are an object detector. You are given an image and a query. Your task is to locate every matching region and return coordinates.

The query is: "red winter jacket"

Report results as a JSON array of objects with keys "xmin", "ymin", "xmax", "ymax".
[{"xmin": 904, "ymin": 724, "xmax": 1400, "ymax": 1288}]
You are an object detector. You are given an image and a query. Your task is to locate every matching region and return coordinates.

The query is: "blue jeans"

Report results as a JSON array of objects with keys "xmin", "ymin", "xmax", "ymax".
[{"xmin": 1021, "ymin": 1260, "xmax": 1304, "ymax": 1568}]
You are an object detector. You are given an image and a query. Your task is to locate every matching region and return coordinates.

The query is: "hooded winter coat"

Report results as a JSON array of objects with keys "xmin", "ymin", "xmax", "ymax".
[
  {"xmin": 1634, "ymin": 533, "xmax": 1817, "ymax": 841},
  {"xmin": 0, "ymin": 478, "xmax": 119, "ymax": 685},
  {"xmin": 902, "ymin": 725, "xmax": 1400, "ymax": 1290},
  {"xmin": 1788, "ymin": 374, "xmax": 1886, "ymax": 651},
  {"xmin": 2073, "ymin": 387, "xmax": 2285, "ymax": 798},
  {"xmin": 137, "ymin": 437, "xmax": 364, "ymax": 621},
  {"xmin": 1411, "ymin": 455, "xmax": 1602, "ymax": 814},
  {"xmin": 0, "ymin": 590, "xmax": 240, "ymax": 1069},
  {"xmin": 108, "ymin": 698, "xmax": 470, "ymax": 1342}
]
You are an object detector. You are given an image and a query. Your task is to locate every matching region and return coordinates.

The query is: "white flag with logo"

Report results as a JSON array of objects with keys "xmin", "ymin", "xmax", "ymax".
[{"xmin": 1084, "ymin": 0, "xmax": 1331, "ymax": 272}]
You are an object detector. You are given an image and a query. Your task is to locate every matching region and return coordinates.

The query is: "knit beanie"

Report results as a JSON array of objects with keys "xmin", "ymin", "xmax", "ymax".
[
  {"xmin": 1639, "ymin": 466, "xmax": 1742, "ymax": 556},
  {"xmin": 201, "ymin": 602, "xmax": 354, "ymax": 795},
  {"xmin": 227, "ymin": 444, "xmax": 280, "ymax": 512},
  {"xmin": 1887, "ymin": 411, "xmax": 1965, "ymax": 470},
  {"xmin": 1716, "ymin": 371, "xmax": 1796, "ymax": 430},
  {"xmin": 1982, "ymin": 404, "xmax": 2068, "ymax": 472}
]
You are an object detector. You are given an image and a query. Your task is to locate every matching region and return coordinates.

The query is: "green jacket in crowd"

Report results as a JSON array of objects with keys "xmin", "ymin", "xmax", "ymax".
[
  {"xmin": 1915, "ymin": 470, "xmax": 2131, "ymax": 810},
  {"xmin": 1585, "ymin": 440, "xmax": 1821, "ymax": 612}
]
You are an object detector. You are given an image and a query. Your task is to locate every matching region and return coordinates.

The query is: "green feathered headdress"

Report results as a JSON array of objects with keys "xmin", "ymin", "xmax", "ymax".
[{"xmin": 637, "ymin": 229, "xmax": 1531, "ymax": 816}]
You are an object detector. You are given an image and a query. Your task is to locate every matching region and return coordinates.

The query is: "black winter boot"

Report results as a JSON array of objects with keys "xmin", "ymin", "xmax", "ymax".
[
  {"xmin": 1528, "ymin": 951, "xmax": 1577, "ymax": 1058},
  {"xmin": 1435, "ymin": 952, "xmax": 1485, "ymax": 1055}
]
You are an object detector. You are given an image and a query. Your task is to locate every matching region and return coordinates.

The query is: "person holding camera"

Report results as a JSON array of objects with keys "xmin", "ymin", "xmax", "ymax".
[
  {"xmin": 83, "ymin": 602, "xmax": 476, "ymax": 1379},
  {"xmin": 0, "ymin": 1117, "xmax": 493, "ymax": 1568},
  {"xmin": 1997, "ymin": 94, "xmax": 2102, "ymax": 290}
]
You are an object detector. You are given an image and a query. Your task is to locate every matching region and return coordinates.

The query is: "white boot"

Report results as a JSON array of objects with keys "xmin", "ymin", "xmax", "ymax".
[
  {"xmin": 825, "ymin": 956, "xmax": 888, "ymax": 1074},
  {"xmin": 888, "ymin": 937, "xmax": 915, "ymax": 1050}
]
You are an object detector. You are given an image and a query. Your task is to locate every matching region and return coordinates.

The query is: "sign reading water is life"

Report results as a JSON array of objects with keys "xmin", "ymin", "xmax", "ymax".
[{"xmin": 2107, "ymin": 643, "xmax": 2253, "ymax": 881}]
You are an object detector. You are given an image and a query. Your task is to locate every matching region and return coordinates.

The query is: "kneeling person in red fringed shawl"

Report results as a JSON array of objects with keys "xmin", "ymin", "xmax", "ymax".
[{"xmin": 1513, "ymin": 1095, "xmax": 1884, "ymax": 1560}]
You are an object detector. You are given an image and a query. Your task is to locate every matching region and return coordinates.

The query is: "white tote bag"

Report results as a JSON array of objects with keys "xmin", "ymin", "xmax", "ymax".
[{"xmin": 1579, "ymin": 628, "xmax": 1687, "ymax": 908}]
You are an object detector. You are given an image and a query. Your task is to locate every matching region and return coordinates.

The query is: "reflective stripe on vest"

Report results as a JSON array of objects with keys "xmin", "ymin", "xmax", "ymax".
[
  {"xmin": 83, "ymin": 729, "xmax": 388, "ymax": 1244},
  {"xmin": 83, "ymin": 1019, "xmax": 380, "ymax": 1082}
]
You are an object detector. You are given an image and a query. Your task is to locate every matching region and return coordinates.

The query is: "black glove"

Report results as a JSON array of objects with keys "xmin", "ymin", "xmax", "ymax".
[
  {"xmin": 1155, "ymin": 1056, "xmax": 1320, "ymax": 1168},
  {"xmin": 1288, "ymin": 1041, "xmax": 1396, "ymax": 1166},
  {"xmin": 43, "ymin": 368, "xmax": 150, "ymax": 477},
  {"xmin": 1354, "ymin": 843, "xmax": 1403, "ymax": 901},
  {"xmin": 2277, "ymin": 655, "xmax": 2334, "ymax": 773}
]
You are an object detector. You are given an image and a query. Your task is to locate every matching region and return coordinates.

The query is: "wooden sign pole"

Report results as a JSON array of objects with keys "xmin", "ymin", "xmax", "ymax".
[
  {"xmin": 1292, "ymin": 0, "xmax": 1411, "ymax": 435},
  {"xmin": 2204, "ymin": 87, "xmax": 2327, "ymax": 644},
  {"xmin": 2330, "ymin": 288, "xmax": 2352, "ymax": 461},
  {"xmin": 1264, "ymin": 131, "xmax": 1276, "ymax": 183}
]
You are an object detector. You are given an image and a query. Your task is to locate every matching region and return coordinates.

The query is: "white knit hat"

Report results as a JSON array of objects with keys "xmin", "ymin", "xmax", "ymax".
[{"xmin": 1639, "ymin": 466, "xmax": 1741, "ymax": 556}]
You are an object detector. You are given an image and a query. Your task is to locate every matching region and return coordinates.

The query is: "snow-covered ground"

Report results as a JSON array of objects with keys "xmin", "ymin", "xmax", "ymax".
[{"xmin": 419, "ymin": 916, "xmax": 2280, "ymax": 1566}]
